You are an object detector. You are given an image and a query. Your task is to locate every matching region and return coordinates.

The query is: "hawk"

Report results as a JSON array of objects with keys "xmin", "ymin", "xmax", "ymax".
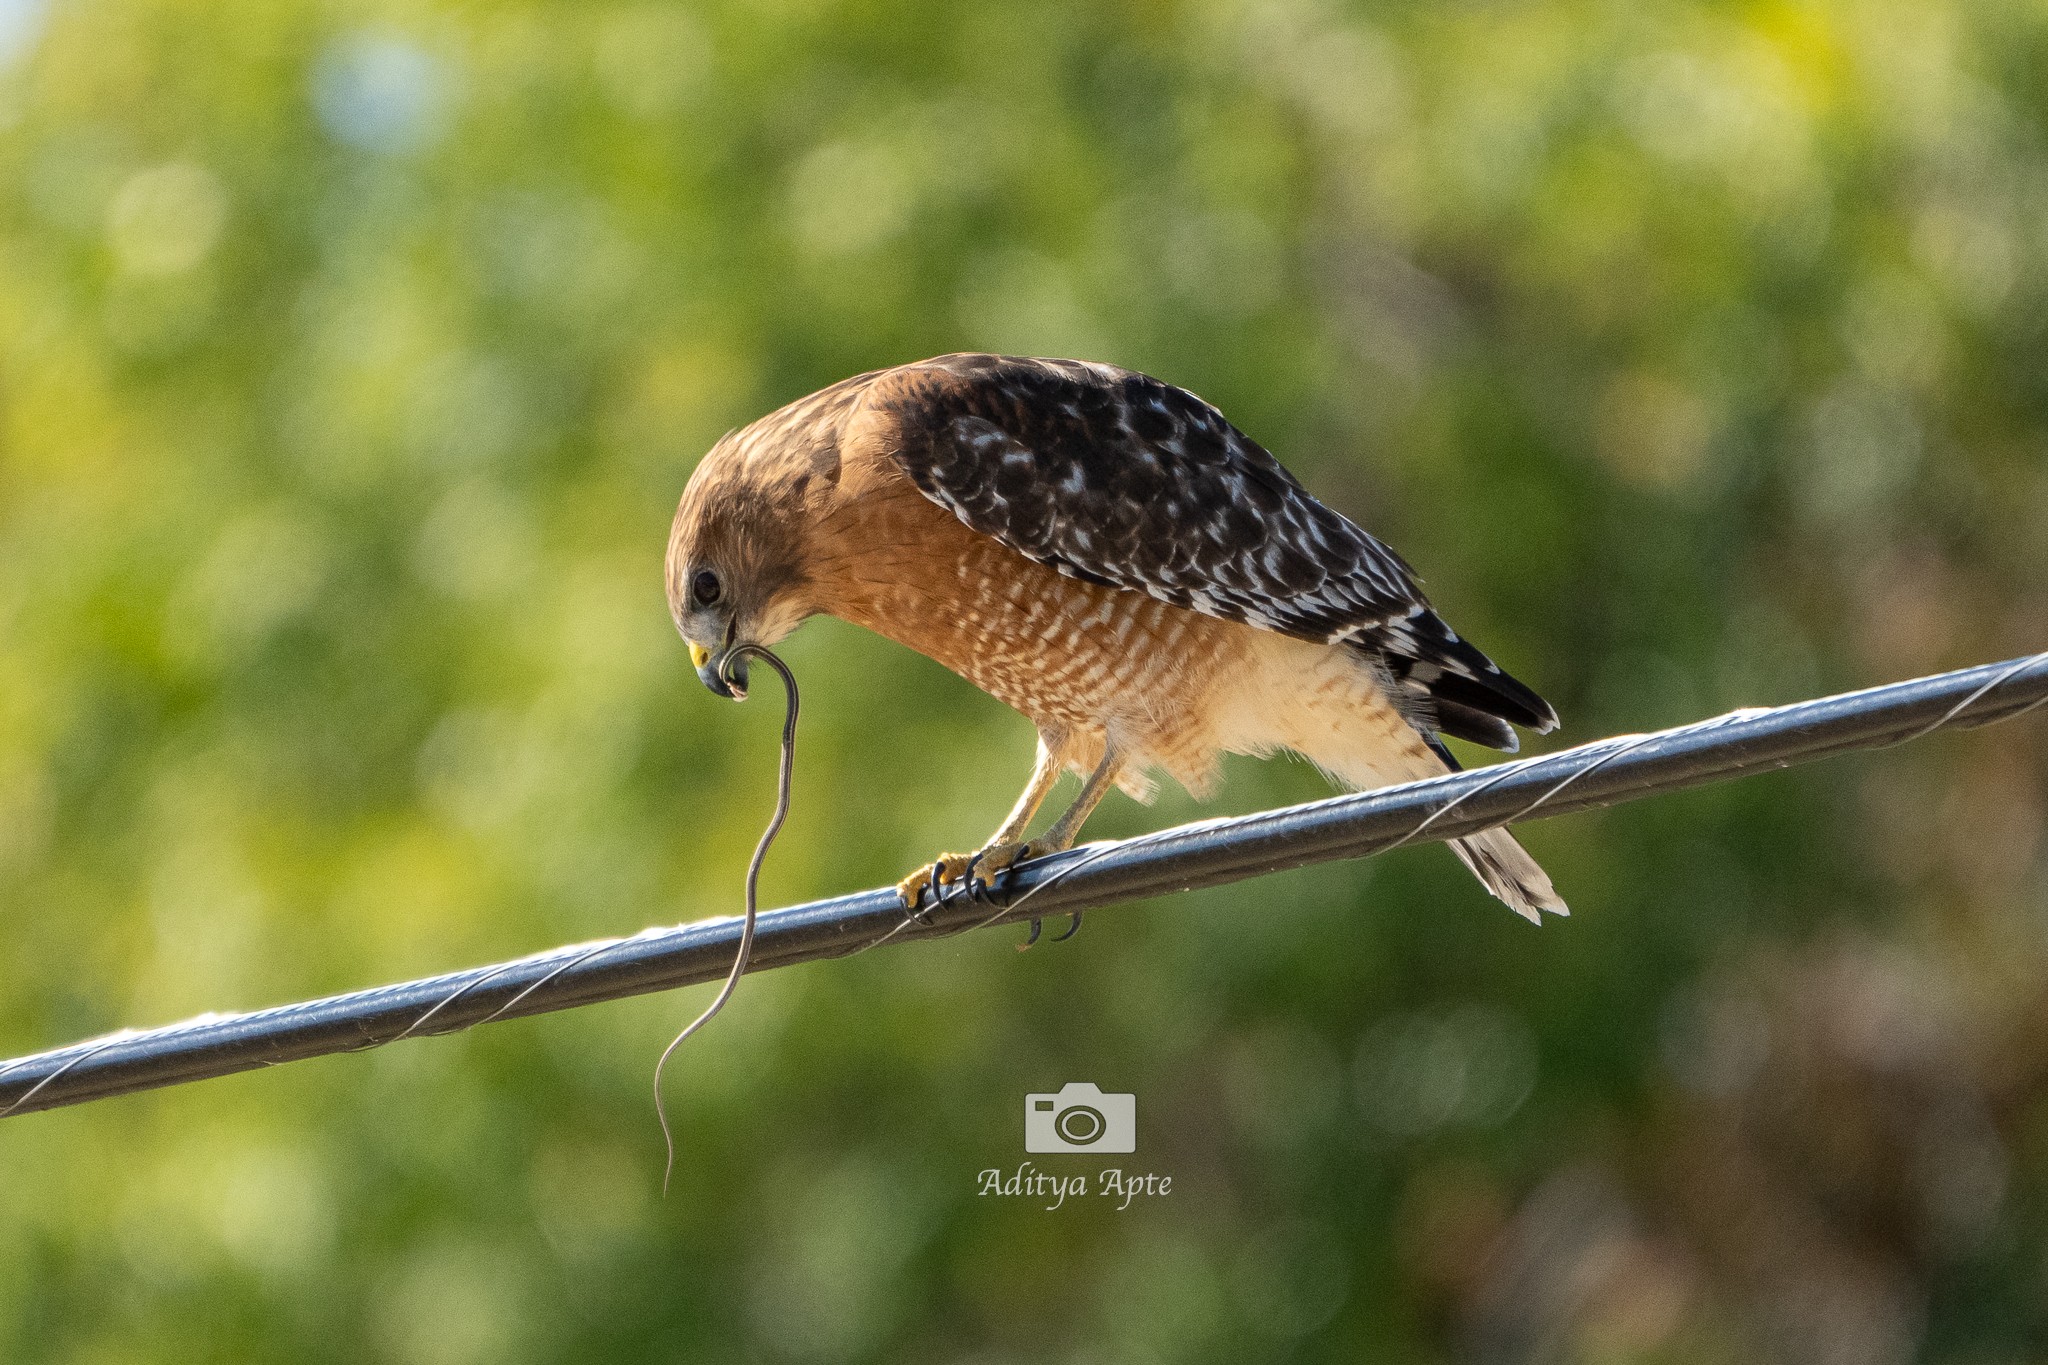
[{"xmin": 666, "ymin": 354, "xmax": 1566, "ymax": 921}]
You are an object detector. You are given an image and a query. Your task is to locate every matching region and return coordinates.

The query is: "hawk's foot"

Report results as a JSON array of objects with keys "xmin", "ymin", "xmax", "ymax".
[
  {"xmin": 970, "ymin": 836, "xmax": 1079, "ymax": 901},
  {"xmin": 897, "ymin": 838, "xmax": 1059, "ymax": 915},
  {"xmin": 963, "ymin": 839, "xmax": 1029, "ymax": 883}
]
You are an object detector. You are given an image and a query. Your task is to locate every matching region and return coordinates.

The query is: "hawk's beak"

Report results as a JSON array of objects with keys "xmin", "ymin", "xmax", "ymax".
[{"xmin": 690, "ymin": 639, "xmax": 748, "ymax": 701}]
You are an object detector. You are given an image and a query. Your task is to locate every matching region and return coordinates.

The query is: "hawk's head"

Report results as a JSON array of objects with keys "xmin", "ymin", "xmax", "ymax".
[{"xmin": 666, "ymin": 428, "xmax": 816, "ymax": 700}]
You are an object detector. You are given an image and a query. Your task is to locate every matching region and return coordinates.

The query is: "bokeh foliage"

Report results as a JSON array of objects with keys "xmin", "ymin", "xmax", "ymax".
[{"xmin": 3, "ymin": 0, "xmax": 2047, "ymax": 1360}]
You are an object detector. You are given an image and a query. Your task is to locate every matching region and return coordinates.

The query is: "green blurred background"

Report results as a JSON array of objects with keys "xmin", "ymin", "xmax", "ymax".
[{"xmin": 3, "ymin": 0, "xmax": 2047, "ymax": 1359}]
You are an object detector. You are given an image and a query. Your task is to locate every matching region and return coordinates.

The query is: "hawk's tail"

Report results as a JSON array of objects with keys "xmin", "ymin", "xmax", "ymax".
[
  {"xmin": 1267, "ymin": 630, "xmax": 1569, "ymax": 923},
  {"xmin": 1449, "ymin": 827, "xmax": 1568, "ymax": 924},
  {"xmin": 1419, "ymin": 731, "xmax": 1568, "ymax": 923}
]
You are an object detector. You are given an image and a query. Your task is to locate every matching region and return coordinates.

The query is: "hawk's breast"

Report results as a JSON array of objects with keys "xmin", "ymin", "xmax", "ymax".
[{"xmin": 808, "ymin": 467, "xmax": 1251, "ymax": 750}]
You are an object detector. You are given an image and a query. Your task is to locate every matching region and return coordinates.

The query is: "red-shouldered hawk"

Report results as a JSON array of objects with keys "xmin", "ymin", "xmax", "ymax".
[{"xmin": 666, "ymin": 354, "xmax": 1566, "ymax": 921}]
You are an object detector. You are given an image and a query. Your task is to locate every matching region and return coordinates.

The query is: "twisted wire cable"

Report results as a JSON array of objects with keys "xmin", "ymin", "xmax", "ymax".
[{"xmin": 2, "ymin": 651, "xmax": 2043, "ymax": 1119}]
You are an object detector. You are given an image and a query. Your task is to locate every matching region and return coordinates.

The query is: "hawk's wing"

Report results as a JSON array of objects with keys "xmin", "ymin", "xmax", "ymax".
[
  {"xmin": 884, "ymin": 354, "xmax": 1421, "ymax": 638},
  {"xmin": 878, "ymin": 354, "xmax": 1556, "ymax": 744}
]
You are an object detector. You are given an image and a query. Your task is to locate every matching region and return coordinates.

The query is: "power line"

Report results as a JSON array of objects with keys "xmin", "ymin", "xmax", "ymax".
[{"xmin": 2, "ymin": 651, "xmax": 2043, "ymax": 1119}]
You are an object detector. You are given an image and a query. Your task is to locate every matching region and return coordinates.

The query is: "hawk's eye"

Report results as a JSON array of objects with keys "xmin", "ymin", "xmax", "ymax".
[{"xmin": 691, "ymin": 569, "xmax": 722, "ymax": 608}]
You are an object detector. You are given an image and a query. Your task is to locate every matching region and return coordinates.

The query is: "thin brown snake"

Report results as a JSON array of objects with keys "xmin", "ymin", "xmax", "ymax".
[{"xmin": 654, "ymin": 643, "xmax": 798, "ymax": 1194}]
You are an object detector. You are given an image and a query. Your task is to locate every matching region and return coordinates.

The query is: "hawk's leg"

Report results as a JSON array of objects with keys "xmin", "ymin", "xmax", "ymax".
[
  {"xmin": 896, "ymin": 733, "xmax": 1067, "ymax": 913},
  {"xmin": 1004, "ymin": 742, "xmax": 1123, "ymax": 946}
]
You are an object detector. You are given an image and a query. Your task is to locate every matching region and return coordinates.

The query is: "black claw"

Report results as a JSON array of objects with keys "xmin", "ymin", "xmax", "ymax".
[
  {"xmin": 961, "ymin": 850, "xmax": 994, "ymax": 905},
  {"xmin": 927, "ymin": 858, "xmax": 956, "ymax": 910},
  {"xmin": 1051, "ymin": 912, "xmax": 1084, "ymax": 943},
  {"xmin": 1017, "ymin": 917, "xmax": 1043, "ymax": 951}
]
